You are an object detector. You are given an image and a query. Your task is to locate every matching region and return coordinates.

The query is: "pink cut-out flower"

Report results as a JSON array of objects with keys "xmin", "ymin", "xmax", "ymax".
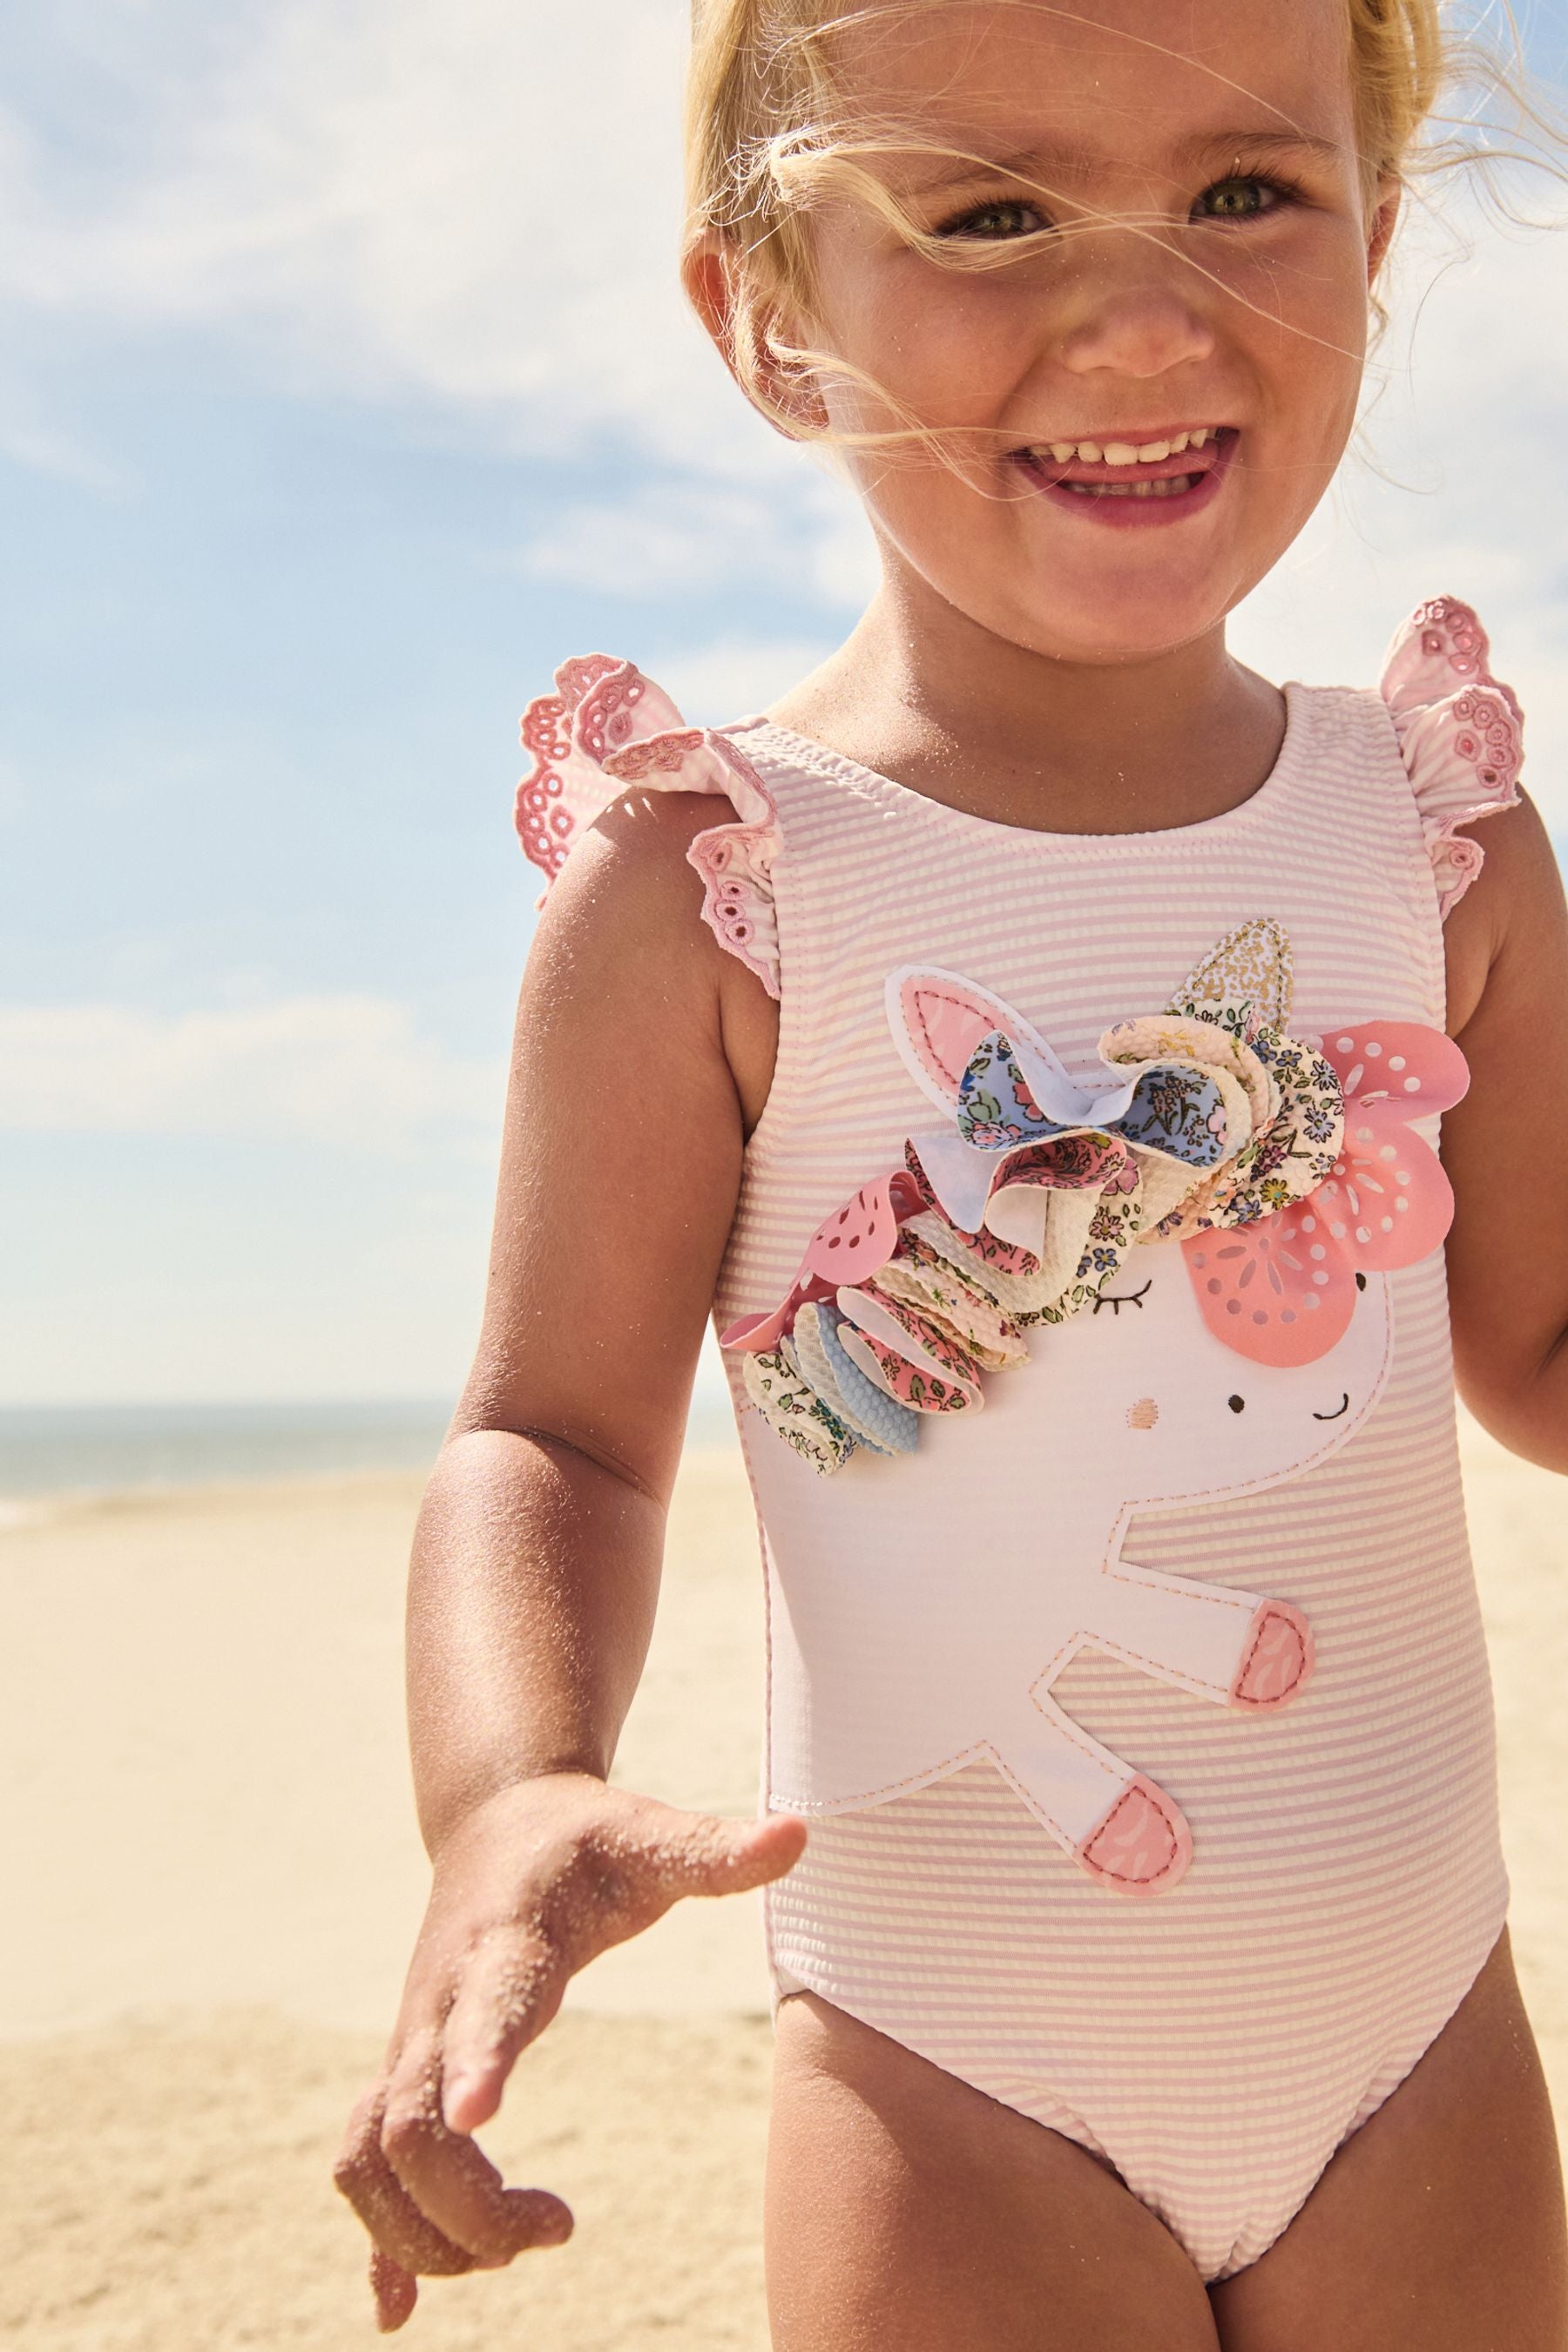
[{"xmin": 1182, "ymin": 1019, "xmax": 1469, "ymax": 1367}]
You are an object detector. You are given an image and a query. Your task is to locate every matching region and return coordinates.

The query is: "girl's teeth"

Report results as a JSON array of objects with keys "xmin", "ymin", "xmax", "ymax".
[
  {"xmin": 1031, "ymin": 427, "xmax": 1219, "ymax": 465},
  {"xmin": 1064, "ymin": 475, "xmax": 1198, "ymax": 498}
]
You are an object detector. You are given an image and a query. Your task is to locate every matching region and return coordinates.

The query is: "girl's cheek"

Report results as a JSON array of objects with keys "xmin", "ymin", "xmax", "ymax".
[
  {"xmin": 836, "ymin": 274, "xmax": 1056, "ymax": 422},
  {"xmin": 1219, "ymin": 220, "xmax": 1372, "ymax": 351}
]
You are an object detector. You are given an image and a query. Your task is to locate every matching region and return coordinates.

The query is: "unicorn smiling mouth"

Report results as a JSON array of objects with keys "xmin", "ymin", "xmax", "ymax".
[{"xmin": 1312, "ymin": 1393, "xmax": 1351, "ymax": 1422}]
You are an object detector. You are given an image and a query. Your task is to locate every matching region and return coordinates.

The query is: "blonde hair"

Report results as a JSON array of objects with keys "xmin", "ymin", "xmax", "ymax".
[{"xmin": 682, "ymin": 0, "xmax": 1555, "ymax": 443}]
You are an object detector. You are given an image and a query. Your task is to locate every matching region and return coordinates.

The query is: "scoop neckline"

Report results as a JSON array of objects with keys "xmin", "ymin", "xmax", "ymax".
[{"xmin": 737, "ymin": 679, "xmax": 1309, "ymax": 851}]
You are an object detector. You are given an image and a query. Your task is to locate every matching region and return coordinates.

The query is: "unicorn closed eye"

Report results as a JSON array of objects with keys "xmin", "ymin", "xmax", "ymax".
[{"xmin": 724, "ymin": 921, "xmax": 1468, "ymax": 1893}]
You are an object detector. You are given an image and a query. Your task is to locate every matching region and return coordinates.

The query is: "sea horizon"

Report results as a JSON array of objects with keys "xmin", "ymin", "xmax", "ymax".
[{"xmin": 0, "ymin": 1393, "xmax": 740, "ymax": 1506}]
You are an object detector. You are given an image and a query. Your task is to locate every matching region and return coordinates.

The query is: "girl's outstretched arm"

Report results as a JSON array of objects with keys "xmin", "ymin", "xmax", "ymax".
[
  {"xmin": 1442, "ymin": 790, "xmax": 1568, "ymax": 1470},
  {"xmin": 334, "ymin": 788, "xmax": 798, "ymax": 2330}
]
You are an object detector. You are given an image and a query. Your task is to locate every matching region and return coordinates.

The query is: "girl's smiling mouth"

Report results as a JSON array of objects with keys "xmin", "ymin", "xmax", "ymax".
[{"xmin": 1011, "ymin": 426, "xmax": 1240, "ymax": 529}]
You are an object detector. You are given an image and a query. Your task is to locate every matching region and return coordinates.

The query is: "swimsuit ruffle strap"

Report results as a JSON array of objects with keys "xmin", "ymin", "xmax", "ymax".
[
  {"xmin": 516, "ymin": 654, "xmax": 781, "ymax": 998},
  {"xmin": 1380, "ymin": 596, "xmax": 1524, "ymax": 921}
]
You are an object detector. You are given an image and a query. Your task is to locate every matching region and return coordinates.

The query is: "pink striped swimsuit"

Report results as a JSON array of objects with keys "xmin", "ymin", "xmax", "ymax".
[{"xmin": 517, "ymin": 598, "xmax": 1524, "ymax": 2281}]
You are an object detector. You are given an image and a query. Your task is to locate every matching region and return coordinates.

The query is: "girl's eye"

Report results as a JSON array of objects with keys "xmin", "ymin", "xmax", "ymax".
[
  {"xmin": 1193, "ymin": 174, "xmax": 1291, "ymax": 223},
  {"xmin": 936, "ymin": 197, "xmax": 1049, "ymax": 242}
]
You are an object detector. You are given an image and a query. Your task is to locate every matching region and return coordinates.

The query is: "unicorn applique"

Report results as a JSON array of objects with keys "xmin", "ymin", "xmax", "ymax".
[{"xmin": 725, "ymin": 922, "xmax": 1469, "ymax": 1894}]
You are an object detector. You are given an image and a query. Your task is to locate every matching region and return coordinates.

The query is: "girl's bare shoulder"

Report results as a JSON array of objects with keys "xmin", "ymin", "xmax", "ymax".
[
  {"xmin": 1443, "ymin": 787, "xmax": 1564, "ymax": 1039},
  {"xmin": 525, "ymin": 787, "xmax": 780, "ymax": 1131}
]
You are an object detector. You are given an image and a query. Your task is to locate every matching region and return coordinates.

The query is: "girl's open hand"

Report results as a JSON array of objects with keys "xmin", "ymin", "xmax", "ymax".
[{"xmin": 333, "ymin": 1772, "xmax": 806, "ymax": 2330}]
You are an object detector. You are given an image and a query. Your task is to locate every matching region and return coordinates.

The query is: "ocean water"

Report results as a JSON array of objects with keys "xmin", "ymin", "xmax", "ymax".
[
  {"xmin": 0, "ymin": 1391, "xmax": 740, "ymax": 1504},
  {"xmin": 0, "ymin": 1401, "xmax": 455, "ymax": 1503}
]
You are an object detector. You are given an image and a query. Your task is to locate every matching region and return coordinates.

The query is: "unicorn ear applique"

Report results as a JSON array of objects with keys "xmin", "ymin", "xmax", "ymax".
[
  {"xmin": 1169, "ymin": 916, "xmax": 1294, "ymax": 1036},
  {"xmin": 887, "ymin": 967, "xmax": 1076, "ymax": 1118},
  {"xmin": 888, "ymin": 972, "xmax": 1134, "ymax": 1277}
]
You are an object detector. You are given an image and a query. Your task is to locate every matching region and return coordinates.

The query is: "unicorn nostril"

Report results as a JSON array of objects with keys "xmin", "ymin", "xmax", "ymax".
[{"xmin": 1127, "ymin": 1397, "xmax": 1159, "ymax": 1430}]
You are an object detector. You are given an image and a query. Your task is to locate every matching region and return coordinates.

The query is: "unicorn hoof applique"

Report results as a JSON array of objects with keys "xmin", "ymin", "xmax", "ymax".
[
  {"xmin": 725, "ymin": 920, "xmax": 1468, "ymax": 1894},
  {"xmin": 1230, "ymin": 1600, "xmax": 1315, "ymax": 1711},
  {"xmin": 1077, "ymin": 1778, "xmax": 1194, "ymax": 1897}
]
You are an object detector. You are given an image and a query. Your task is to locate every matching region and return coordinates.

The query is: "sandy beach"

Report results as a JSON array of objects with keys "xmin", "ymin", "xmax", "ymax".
[{"xmin": 3, "ymin": 1423, "xmax": 1566, "ymax": 2348}]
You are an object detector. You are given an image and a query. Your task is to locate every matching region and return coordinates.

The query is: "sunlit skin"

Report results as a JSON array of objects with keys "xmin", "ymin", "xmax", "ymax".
[
  {"xmin": 335, "ymin": 3, "xmax": 1568, "ymax": 2343},
  {"xmin": 809, "ymin": 3, "xmax": 1381, "ymax": 633},
  {"xmin": 731, "ymin": 0, "xmax": 1401, "ymax": 833}
]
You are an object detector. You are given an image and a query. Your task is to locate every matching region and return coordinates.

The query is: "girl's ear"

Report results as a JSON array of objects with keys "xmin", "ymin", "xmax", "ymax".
[
  {"xmin": 1366, "ymin": 173, "xmax": 1402, "ymax": 287},
  {"xmin": 681, "ymin": 232, "xmax": 829, "ymax": 440},
  {"xmin": 887, "ymin": 966, "xmax": 1037, "ymax": 1112},
  {"xmin": 682, "ymin": 232, "xmax": 737, "ymax": 362}
]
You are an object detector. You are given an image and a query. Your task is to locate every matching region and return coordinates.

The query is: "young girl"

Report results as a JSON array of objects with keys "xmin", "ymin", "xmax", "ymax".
[{"xmin": 335, "ymin": 3, "xmax": 1568, "ymax": 2342}]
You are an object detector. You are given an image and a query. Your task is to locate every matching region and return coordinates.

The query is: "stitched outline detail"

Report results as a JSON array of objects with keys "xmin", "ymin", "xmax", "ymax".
[
  {"xmin": 1229, "ymin": 1603, "xmax": 1309, "ymax": 1712},
  {"xmin": 1078, "ymin": 1780, "xmax": 1187, "ymax": 1888}
]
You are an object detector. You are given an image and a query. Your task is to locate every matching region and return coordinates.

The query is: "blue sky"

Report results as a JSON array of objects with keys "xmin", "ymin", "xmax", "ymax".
[{"xmin": 3, "ymin": 2, "xmax": 1565, "ymax": 1406}]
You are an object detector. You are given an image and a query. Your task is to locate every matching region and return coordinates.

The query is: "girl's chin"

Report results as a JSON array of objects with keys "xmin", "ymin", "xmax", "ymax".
[
  {"xmin": 997, "ymin": 575, "xmax": 1246, "ymax": 666},
  {"xmin": 882, "ymin": 509, "xmax": 1268, "ymax": 663}
]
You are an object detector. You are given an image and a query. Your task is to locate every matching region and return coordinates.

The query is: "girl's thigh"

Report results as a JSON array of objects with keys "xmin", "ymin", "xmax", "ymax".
[
  {"xmin": 766, "ymin": 1990, "xmax": 1220, "ymax": 2352},
  {"xmin": 1211, "ymin": 1930, "xmax": 1568, "ymax": 2352}
]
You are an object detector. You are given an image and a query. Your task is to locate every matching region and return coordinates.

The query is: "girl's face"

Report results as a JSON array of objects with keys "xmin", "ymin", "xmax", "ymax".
[{"xmin": 794, "ymin": 0, "xmax": 1392, "ymax": 663}]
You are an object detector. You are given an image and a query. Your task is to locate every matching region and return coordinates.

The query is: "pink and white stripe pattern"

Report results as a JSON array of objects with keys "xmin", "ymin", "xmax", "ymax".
[{"xmin": 707, "ymin": 652, "xmax": 1511, "ymax": 2281}]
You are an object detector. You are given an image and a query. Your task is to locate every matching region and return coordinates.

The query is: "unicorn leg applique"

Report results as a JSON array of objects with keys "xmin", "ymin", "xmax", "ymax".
[
  {"xmin": 984, "ymin": 1683, "xmax": 1195, "ymax": 1896},
  {"xmin": 1072, "ymin": 1549, "xmax": 1315, "ymax": 1713}
]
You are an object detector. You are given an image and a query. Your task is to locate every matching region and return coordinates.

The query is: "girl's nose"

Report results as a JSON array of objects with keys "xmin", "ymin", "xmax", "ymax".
[{"xmin": 1057, "ymin": 279, "xmax": 1216, "ymax": 382}]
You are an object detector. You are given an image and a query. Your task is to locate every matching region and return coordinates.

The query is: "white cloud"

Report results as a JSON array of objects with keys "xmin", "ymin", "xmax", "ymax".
[
  {"xmin": 0, "ymin": 402, "xmax": 128, "ymax": 492},
  {"xmin": 517, "ymin": 482, "xmax": 804, "ymax": 601},
  {"xmin": 513, "ymin": 470, "xmax": 879, "ymax": 608},
  {"xmin": 0, "ymin": 1, "xmax": 777, "ymax": 476},
  {"xmin": 0, "ymin": 997, "xmax": 504, "ymax": 1146},
  {"xmin": 653, "ymin": 638, "xmax": 844, "ymax": 727}
]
